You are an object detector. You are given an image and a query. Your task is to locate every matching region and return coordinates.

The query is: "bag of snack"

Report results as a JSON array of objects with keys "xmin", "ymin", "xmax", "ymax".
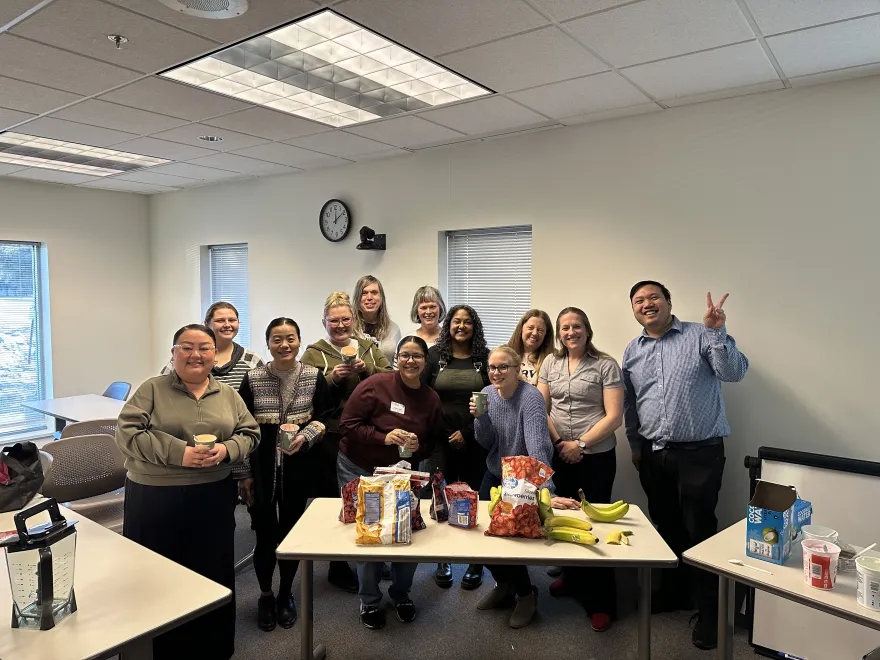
[
  {"xmin": 445, "ymin": 482, "xmax": 478, "ymax": 529},
  {"xmin": 339, "ymin": 477, "xmax": 359, "ymax": 523},
  {"xmin": 372, "ymin": 466, "xmax": 427, "ymax": 531},
  {"xmin": 355, "ymin": 474, "xmax": 413, "ymax": 545},
  {"xmin": 485, "ymin": 456, "xmax": 553, "ymax": 539},
  {"xmin": 429, "ymin": 469, "xmax": 448, "ymax": 522}
]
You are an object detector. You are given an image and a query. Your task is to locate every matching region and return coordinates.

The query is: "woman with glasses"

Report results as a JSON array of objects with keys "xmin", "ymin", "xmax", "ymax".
[
  {"xmin": 410, "ymin": 285, "xmax": 446, "ymax": 348},
  {"xmin": 239, "ymin": 318, "xmax": 334, "ymax": 633},
  {"xmin": 421, "ymin": 304, "xmax": 490, "ymax": 590},
  {"xmin": 470, "ymin": 346, "xmax": 579, "ymax": 629},
  {"xmin": 352, "ymin": 275, "xmax": 401, "ymax": 365},
  {"xmin": 337, "ymin": 335, "xmax": 443, "ymax": 630},
  {"xmin": 537, "ymin": 307, "xmax": 624, "ymax": 633},
  {"xmin": 117, "ymin": 324, "xmax": 260, "ymax": 659},
  {"xmin": 301, "ymin": 292, "xmax": 392, "ymax": 592},
  {"xmin": 508, "ymin": 310, "xmax": 554, "ymax": 386}
]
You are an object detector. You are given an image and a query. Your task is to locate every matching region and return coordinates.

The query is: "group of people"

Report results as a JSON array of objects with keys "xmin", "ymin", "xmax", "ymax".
[{"xmin": 114, "ymin": 274, "xmax": 748, "ymax": 658}]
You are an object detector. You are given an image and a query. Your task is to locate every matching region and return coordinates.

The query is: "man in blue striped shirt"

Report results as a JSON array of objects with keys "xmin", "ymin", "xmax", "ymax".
[{"xmin": 622, "ymin": 280, "xmax": 748, "ymax": 651}]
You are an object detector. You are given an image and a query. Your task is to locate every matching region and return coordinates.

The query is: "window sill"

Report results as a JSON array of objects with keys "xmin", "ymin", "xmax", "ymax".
[{"xmin": 0, "ymin": 428, "xmax": 54, "ymax": 448}]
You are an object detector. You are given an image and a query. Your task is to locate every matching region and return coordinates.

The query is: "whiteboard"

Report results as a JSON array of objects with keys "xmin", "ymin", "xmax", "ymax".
[{"xmin": 753, "ymin": 456, "xmax": 880, "ymax": 660}]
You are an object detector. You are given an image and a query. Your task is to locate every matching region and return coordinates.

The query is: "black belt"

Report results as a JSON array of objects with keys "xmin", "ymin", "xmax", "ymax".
[{"xmin": 662, "ymin": 437, "xmax": 723, "ymax": 449}]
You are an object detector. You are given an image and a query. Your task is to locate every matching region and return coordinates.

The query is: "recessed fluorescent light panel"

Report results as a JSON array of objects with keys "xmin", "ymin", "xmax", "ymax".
[
  {"xmin": 159, "ymin": 9, "xmax": 492, "ymax": 127},
  {"xmin": 0, "ymin": 132, "xmax": 169, "ymax": 176}
]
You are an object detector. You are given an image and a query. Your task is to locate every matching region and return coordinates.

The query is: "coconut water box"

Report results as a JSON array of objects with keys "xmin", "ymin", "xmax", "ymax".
[{"xmin": 746, "ymin": 480, "xmax": 811, "ymax": 565}]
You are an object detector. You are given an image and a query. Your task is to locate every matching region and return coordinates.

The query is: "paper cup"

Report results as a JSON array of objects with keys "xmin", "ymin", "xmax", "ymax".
[
  {"xmin": 472, "ymin": 391, "xmax": 488, "ymax": 415},
  {"xmin": 856, "ymin": 556, "xmax": 880, "ymax": 611},
  {"xmin": 802, "ymin": 539, "xmax": 841, "ymax": 590},
  {"xmin": 279, "ymin": 424, "xmax": 299, "ymax": 452},
  {"xmin": 803, "ymin": 525, "xmax": 839, "ymax": 544},
  {"xmin": 194, "ymin": 434, "xmax": 216, "ymax": 450},
  {"xmin": 341, "ymin": 346, "xmax": 358, "ymax": 364}
]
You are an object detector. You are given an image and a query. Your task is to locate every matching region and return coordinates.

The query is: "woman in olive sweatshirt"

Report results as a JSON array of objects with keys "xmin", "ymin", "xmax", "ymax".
[{"xmin": 116, "ymin": 324, "xmax": 260, "ymax": 660}]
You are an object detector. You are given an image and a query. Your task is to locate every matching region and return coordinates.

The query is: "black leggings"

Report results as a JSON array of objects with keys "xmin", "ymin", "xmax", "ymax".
[{"xmin": 479, "ymin": 471, "xmax": 533, "ymax": 596}]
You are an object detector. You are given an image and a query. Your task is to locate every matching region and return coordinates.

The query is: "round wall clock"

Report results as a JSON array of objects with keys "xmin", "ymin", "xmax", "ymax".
[{"xmin": 319, "ymin": 199, "xmax": 351, "ymax": 242}]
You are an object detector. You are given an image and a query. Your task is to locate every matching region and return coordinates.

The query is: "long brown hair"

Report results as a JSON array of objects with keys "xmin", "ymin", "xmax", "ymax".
[
  {"xmin": 554, "ymin": 307, "xmax": 610, "ymax": 359},
  {"xmin": 352, "ymin": 275, "xmax": 393, "ymax": 341},
  {"xmin": 508, "ymin": 309, "xmax": 554, "ymax": 382}
]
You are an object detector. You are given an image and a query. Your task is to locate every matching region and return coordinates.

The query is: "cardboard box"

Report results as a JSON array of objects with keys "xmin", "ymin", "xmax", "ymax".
[{"xmin": 746, "ymin": 480, "xmax": 812, "ymax": 565}]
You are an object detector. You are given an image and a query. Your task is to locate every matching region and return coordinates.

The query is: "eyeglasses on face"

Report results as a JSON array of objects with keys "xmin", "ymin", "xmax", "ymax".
[
  {"xmin": 397, "ymin": 353, "xmax": 425, "ymax": 362},
  {"xmin": 487, "ymin": 364, "xmax": 511, "ymax": 373},
  {"xmin": 327, "ymin": 317, "xmax": 353, "ymax": 327},
  {"xmin": 174, "ymin": 344, "xmax": 216, "ymax": 355}
]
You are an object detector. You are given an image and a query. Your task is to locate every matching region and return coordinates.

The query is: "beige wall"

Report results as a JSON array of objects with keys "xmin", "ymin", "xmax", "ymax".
[
  {"xmin": 0, "ymin": 179, "xmax": 152, "ymax": 407},
  {"xmin": 149, "ymin": 75, "xmax": 880, "ymax": 525}
]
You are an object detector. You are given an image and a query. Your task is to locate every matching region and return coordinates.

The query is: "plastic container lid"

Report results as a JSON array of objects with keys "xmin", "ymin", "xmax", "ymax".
[{"xmin": 856, "ymin": 556, "xmax": 880, "ymax": 574}]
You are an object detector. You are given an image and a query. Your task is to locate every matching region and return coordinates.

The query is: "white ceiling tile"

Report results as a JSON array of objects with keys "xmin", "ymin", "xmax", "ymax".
[
  {"xmin": 49, "ymin": 100, "xmax": 187, "ymax": 135},
  {"xmin": 146, "ymin": 163, "xmax": 242, "ymax": 181},
  {"xmin": 0, "ymin": 107, "xmax": 35, "ymax": 131},
  {"xmin": 98, "ymin": 78, "xmax": 252, "ymax": 121},
  {"xmin": 10, "ymin": 117, "xmax": 139, "ymax": 146},
  {"xmin": 623, "ymin": 41, "xmax": 779, "ymax": 99},
  {"xmin": 231, "ymin": 142, "xmax": 349, "ymax": 168},
  {"xmin": 438, "ymin": 27, "xmax": 607, "ymax": 93},
  {"xmin": 0, "ymin": 163, "xmax": 27, "ymax": 175},
  {"xmin": 185, "ymin": 153, "xmax": 298, "ymax": 175},
  {"xmin": 345, "ymin": 115, "xmax": 464, "ymax": 147},
  {"xmin": 113, "ymin": 170, "xmax": 198, "ymax": 187},
  {"xmin": 11, "ymin": 0, "xmax": 218, "ymax": 74},
  {"xmin": 349, "ymin": 148, "xmax": 410, "ymax": 161},
  {"xmin": 743, "ymin": 0, "xmax": 880, "ymax": 36},
  {"xmin": 558, "ymin": 102, "xmax": 661, "ymax": 125},
  {"xmin": 766, "ymin": 15, "xmax": 880, "ymax": 78},
  {"xmin": 285, "ymin": 130, "xmax": 396, "ymax": 157},
  {"xmin": 204, "ymin": 107, "xmax": 328, "ymax": 140},
  {"xmin": 565, "ymin": 0, "xmax": 755, "ymax": 67},
  {"xmin": 529, "ymin": 0, "xmax": 634, "ymax": 21},
  {"xmin": 0, "ymin": 77, "xmax": 83, "ymax": 115},
  {"xmin": 508, "ymin": 71, "xmax": 649, "ymax": 119},
  {"xmin": 662, "ymin": 79, "xmax": 783, "ymax": 106},
  {"xmin": 419, "ymin": 96, "xmax": 549, "ymax": 135},
  {"xmin": 0, "ymin": 1, "xmax": 43, "ymax": 26},
  {"xmin": 148, "ymin": 123, "xmax": 269, "ymax": 152},
  {"xmin": 78, "ymin": 178, "xmax": 180, "ymax": 194},
  {"xmin": 0, "ymin": 34, "xmax": 139, "ymax": 95},
  {"xmin": 9, "ymin": 168, "xmax": 99, "ymax": 185},
  {"xmin": 102, "ymin": 0, "xmax": 318, "ymax": 43},
  {"xmin": 339, "ymin": 0, "xmax": 548, "ymax": 56},
  {"xmin": 789, "ymin": 61, "xmax": 880, "ymax": 87},
  {"xmin": 109, "ymin": 137, "xmax": 219, "ymax": 160}
]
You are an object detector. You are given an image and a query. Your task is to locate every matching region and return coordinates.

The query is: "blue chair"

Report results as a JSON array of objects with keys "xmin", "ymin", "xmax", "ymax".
[{"xmin": 102, "ymin": 381, "xmax": 130, "ymax": 400}]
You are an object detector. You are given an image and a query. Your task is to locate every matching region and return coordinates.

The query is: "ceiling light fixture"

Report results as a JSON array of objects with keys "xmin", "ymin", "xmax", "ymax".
[
  {"xmin": 0, "ymin": 132, "xmax": 170, "ymax": 176},
  {"xmin": 159, "ymin": 9, "xmax": 492, "ymax": 128},
  {"xmin": 198, "ymin": 135, "xmax": 224, "ymax": 142},
  {"xmin": 157, "ymin": 0, "xmax": 249, "ymax": 20}
]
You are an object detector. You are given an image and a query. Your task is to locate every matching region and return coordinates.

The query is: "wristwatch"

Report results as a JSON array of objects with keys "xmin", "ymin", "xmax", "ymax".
[{"xmin": 577, "ymin": 440, "xmax": 586, "ymax": 452}]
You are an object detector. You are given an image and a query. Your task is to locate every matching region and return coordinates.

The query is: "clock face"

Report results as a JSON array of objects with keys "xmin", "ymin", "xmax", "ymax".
[{"xmin": 319, "ymin": 199, "xmax": 351, "ymax": 242}]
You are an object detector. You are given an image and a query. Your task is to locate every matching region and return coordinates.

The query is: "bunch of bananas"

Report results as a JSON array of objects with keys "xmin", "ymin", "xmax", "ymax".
[
  {"xmin": 537, "ymin": 488, "xmax": 553, "ymax": 523},
  {"xmin": 487, "ymin": 486, "xmax": 502, "ymax": 515},
  {"xmin": 578, "ymin": 488, "xmax": 629, "ymax": 522},
  {"xmin": 544, "ymin": 515, "xmax": 599, "ymax": 545}
]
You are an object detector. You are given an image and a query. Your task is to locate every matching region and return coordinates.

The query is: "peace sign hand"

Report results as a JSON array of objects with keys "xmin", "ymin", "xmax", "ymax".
[{"xmin": 704, "ymin": 292, "xmax": 729, "ymax": 329}]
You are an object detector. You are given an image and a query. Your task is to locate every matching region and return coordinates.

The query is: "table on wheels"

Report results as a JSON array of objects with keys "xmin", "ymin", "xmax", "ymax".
[
  {"xmin": 683, "ymin": 519, "xmax": 880, "ymax": 660},
  {"xmin": 277, "ymin": 498, "xmax": 677, "ymax": 660},
  {"xmin": 22, "ymin": 394, "xmax": 125, "ymax": 432},
  {"xmin": 0, "ymin": 499, "xmax": 231, "ymax": 660}
]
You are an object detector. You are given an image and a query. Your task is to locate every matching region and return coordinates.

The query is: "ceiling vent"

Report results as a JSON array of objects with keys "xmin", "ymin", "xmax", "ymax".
[{"xmin": 157, "ymin": 0, "xmax": 248, "ymax": 19}]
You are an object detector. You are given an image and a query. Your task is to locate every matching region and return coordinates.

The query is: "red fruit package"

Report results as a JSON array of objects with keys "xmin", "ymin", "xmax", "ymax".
[
  {"xmin": 485, "ymin": 456, "xmax": 553, "ymax": 539},
  {"xmin": 445, "ymin": 482, "xmax": 478, "ymax": 529},
  {"xmin": 429, "ymin": 469, "xmax": 448, "ymax": 522}
]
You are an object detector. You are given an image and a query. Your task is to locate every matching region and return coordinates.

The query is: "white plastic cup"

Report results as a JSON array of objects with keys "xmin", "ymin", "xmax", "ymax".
[
  {"xmin": 802, "ymin": 525, "xmax": 839, "ymax": 545},
  {"xmin": 856, "ymin": 556, "xmax": 880, "ymax": 611},
  {"xmin": 802, "ymin": 539, "xmax": 841, "ymax": 590}
]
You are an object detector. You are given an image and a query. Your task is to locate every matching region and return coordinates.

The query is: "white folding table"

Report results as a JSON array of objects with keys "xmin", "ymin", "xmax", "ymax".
[
  {"xmin": 22, "ymin": 395, "xmax": 125, "ymax": 432},
  {"xmin": 277, "ymin": 498, "xmax": 677, "ymax": 660},
  {"xmin": 0, "ymin": 500, "xmax": 231, "ymax": 660},
  {"xmin": 683, "ymin": 519, "xmax": 880, "ymax": 660}
]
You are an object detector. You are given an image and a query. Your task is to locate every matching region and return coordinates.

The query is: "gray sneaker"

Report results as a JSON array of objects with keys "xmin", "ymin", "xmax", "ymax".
[
  {"xmin": 508, "ymin": 587, "xmax": 537, "ymax": 628},
  {"xmin": 476, "ymin": 582, "xmax": 515, "ymax": 610}
]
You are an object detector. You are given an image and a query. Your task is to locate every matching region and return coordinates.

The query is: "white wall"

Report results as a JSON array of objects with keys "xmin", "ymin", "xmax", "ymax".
[
  {"xmin": 149, "ymin": 75, "xmax": 880, "ymax": 526},
  {"xmin": 0, "ymin": 179, "xmax": 152, "ymax": 408}
]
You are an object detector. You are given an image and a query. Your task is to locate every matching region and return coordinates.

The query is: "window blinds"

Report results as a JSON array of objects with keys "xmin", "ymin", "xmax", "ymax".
[
  {"xmin": 209, "ymin": 244, "xmax": 251, "ymax": 349},
  {"xmin": 0, "ymin": 241, "xmax": 45, "ymax": 436},
  {"xmin": 445, "ymin": 226, "xmax": 532, "ymax": 349}
]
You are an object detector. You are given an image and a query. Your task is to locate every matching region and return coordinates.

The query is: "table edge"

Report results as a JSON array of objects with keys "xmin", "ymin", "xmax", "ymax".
[{"xmin": 278, "ymin": 551, "xmax": 677, "ymax": 567}]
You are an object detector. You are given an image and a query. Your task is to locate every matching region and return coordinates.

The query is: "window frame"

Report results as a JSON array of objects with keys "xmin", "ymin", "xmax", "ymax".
[{"xmin": 204, "ymin": 243, "xmax": 251, "ymax": 349}]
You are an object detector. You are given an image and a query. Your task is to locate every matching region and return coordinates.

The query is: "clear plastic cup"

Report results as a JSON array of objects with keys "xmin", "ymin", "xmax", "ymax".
[{"xmin": 802, "ymin": 538, "xmax": 841, "ymax": 590}]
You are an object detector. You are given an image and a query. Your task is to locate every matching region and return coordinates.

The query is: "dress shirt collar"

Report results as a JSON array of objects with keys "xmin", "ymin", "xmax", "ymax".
[{"xmin": 638, "ymin": 316, "xmax": 683, "ymax": 342}]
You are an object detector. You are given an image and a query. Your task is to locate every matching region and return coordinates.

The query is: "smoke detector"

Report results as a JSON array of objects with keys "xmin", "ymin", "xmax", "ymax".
[{"xmin": 157, "ymin": 0, "xmax": 248, "ymax": 19}]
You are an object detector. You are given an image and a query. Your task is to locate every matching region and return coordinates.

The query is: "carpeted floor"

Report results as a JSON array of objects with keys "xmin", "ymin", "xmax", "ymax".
[{"xmin": 230, "ymin": 506, "xmax": 754, "ymax": 660}]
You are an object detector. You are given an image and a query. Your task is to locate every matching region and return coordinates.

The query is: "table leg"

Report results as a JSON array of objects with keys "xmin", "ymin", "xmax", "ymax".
[
  {"xmin": 717, "ymin": 575, "xmax": 734, "ymax": 660},
  {"xmin": 638, "ymin": 567, "xmax": 651, "ymax": 660},
  {"xmin": 55, "ymin": 418, "xmax": 66, "ymax": 433},
  {"xmin": 300, "ymin": 559, "xmax": 326, "ymax": 660},
  {"xmin": 119, "ymin": 636, "xmax": 152, "ymax": 660}
]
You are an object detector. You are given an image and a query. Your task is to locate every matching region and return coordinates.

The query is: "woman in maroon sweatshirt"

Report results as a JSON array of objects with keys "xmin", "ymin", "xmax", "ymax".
[{"xmin": 338, "ymin": 335, "xmax": 443, "ymax": 631}]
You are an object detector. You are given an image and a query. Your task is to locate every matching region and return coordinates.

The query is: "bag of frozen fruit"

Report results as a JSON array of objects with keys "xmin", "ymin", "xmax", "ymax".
[
  {"xmin": 445, "ymin": 482, "xmax": 478, "ymax": 529},
  {"xmin": 485, "ymin": 456, "xmax": 553, "ymax": 539},
  {"xmin": 355, "ymin": 474, "xmax": 413, "ymax": 545},
  {"xmin": 339, "ymin": 477, "xmax": 359, "ymax": 523}
]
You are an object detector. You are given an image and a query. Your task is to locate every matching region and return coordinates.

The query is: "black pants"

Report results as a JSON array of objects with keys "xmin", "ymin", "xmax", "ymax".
[
  {"xmin": 479, "ymin": 471, "xmax": 532, "ymax": 596},
  {"xmin": 422, "ymin": 437, "xmax": 487, "ymax": 492},
  {"xmin": 638, "ymin": 440, "xmax": 726, "ymax": 619},
  {"xmin": 123, "ymin": 477, "xmax": 236, "ymax": 660},
  {"xmin": 552, "ymin": 447, "xmax": 618, "ymax": 617}
]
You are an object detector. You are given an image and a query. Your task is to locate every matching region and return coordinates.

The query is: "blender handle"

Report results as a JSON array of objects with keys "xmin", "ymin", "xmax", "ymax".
[{"xmin": 13, "ymin": 498, "xmax": 65, "ymax": 541}]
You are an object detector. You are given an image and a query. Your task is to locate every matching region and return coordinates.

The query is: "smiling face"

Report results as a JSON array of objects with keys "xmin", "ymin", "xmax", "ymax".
[
  {"xmin": 359, "ymin": 282, "xmax": 382, "ymax": 316},
  {"xmin": 208, "ymin": 307, "xmax": 239, "ymax": 345},
  {"xmin": 558, "ymin": 312, "xmax": 588, "ymax": 355},
  {"xmin": 487, "ymin": 349, "xmax": 519, "ymax": 392},
  {"xmin": 268, "ymin": 323, "xmax": 300, "ymax": 365},
  {"xmin": 449, "ymin": 308, "xmax": 474, "ymax": 344},
  {"xmin": 631, "ymin": 284, "xmax": 672, "ymax": 332},
  {"xmin": 171, "ymin": 329, "xmax": 215, "ymax": 383},
  {"xmin": 521, "ymin": 316, "xmax": 547, "ymax": 353},
  {"xmin": 324, "ymin": 305, "xmax": 354, "ymax": 344},
  {"xmin": 396, "ymin": 340, "xmax": 427, "ymax": 382},
  {"xmin": 417, "ymin": 301, "xmax": 441, "ymax": 330}
]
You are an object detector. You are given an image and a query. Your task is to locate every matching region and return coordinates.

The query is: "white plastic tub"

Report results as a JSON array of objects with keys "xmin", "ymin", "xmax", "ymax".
[{"xmin": 856, "ymin": 555, "xmax": 880, "ymax": 611}]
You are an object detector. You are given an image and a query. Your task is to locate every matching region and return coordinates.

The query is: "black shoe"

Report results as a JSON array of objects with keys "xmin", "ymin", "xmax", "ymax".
[
  {"xmin": 546, "ymin": 566, "xmax": 563, "ymax": 577},
  {"xmin": 257, "ymin": 594, "xmax": 276, "ymax": 632},
  {"xmin": 277, "ymin": 594, "xmax": 298, "ymax": 629},
  {"xmin": 394, "ymin": 598, "xmax": 417, "ymax": 623},
  {"xmin": 434, "ymin": 562, "xmax": 453, "ymax": 588},
  {"xmin": 690, "ymin": 613, "xmax": 717, "ymax": 650},
  {"xmin": 461, "ymin": 564, "xmax": 483, "ymax": 590},
  {"xmin": 328, "ymin": 563, "xmax": 359, "ymax": 593},
  {"xmin": 381, "ymin": 563, "xmax": 392, "ymax": 581},
  {"xmin": 360, "ymin": 605, "xmax": 386, "ymax": 630}
]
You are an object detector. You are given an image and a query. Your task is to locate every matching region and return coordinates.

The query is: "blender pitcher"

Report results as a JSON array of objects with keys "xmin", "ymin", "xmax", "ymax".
[{"xmin": 1, "ymin": 498, "xmax": 78, "ymax": 630}]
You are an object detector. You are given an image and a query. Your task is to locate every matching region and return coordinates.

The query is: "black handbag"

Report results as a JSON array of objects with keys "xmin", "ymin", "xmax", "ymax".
[{"xmin": 0, "ymin": 442, "xmax": 45, "ymax": 513}]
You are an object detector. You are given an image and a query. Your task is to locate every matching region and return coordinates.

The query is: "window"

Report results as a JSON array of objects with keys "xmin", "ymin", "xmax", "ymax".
[
  {"xmin": 208, "ymin": 244, "xmax": 251, "ymax": 348},
  {"xmin": 0, "ymin": 242, "xmax": 47, "ymax": 436},
  {"xmin": 443, "ymin": 226, "xmax": 532, "ymax": 348}
]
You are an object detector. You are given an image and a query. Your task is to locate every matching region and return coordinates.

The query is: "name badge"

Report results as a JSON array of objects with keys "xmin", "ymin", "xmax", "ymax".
[{"xmin": 390, "ymin": 401, "xmax": 405, "ymax": 414}]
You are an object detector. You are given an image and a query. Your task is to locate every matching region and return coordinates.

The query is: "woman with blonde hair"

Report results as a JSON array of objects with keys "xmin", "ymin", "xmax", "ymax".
[
  {"xmin": 352, "ymin": 275, "xmax": 401, "ymax": 364},
  {"xmin": 410, "ymin": 285, "xmax": 446, "ymax": 347},
  {"xmin": 508, "ymin": 310, "xmax": 554, "ymax": 386}
]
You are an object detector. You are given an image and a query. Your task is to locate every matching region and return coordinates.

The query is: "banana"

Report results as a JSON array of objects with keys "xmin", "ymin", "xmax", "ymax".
[
  {"xmin": 544, "ymin": 516, "xmax": 592, "ymax": 531},
  {"xmin": 537, "ymin": 488, "xmax": 553, "ymax": 522},
  {"xmin": 547, "ymin": 527, "xmax": 599, "ymax": 545},
  {"xmin": 591, "ymin": 500, "xmax": 625, "ymax": 511},
  {"xmin": 578, "ymin": 488, "xmax": 629, "ymax": 522},
  {"xmin": 488, "ymin": 486, "xmax": 502, "ymax": 516},
  {"xmin": 606, "ymin": 530, "xmax": 634, "ymax": 545}
]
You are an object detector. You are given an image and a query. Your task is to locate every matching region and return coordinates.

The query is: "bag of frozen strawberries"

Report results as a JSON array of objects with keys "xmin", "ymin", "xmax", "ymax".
[{"xmin": 485, "ymin": 456, "xmax": 553, "ymax": 539}]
